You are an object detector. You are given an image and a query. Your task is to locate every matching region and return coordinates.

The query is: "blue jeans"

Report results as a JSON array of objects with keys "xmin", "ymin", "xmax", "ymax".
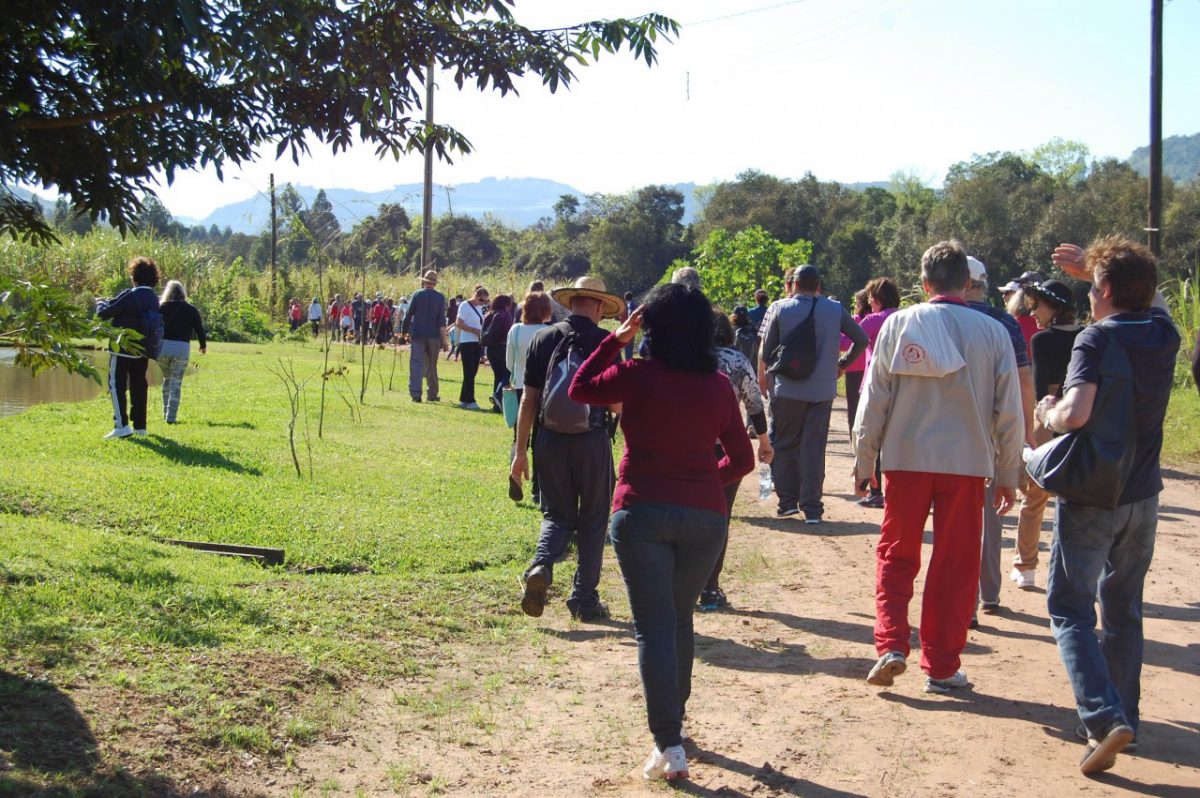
[
  {"xmin": 1046, "ymin": 495, "xmax": 1158, "ymax": 737},
  {"xmin": 610, "ymin": 502, "xmax": 726, "ymax": 750}
]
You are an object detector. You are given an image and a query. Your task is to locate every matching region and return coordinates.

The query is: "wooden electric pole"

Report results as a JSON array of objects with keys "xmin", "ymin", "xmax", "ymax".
[
  {"xmin": 1148, "ymin": 0, "xmax": 1163, "ymax": 256},
  {"xmin": 269, "ymin": 172, "xmax": 278, "ymax": 310},
  {"xmin": 421, "ymin": 55, "xmax": 435, "ymax": 272}
]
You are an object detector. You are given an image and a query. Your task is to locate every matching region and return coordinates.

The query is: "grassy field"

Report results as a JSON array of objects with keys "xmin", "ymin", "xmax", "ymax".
[{"xmin": 0, "ymin": 338, "xmax": 550, "ymax": 796}]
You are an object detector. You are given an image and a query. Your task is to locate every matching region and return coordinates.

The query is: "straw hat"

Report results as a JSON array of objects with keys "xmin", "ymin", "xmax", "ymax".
[
  {"xmin": 421, "ymin": 270, "xmax": 438, "ymax": 285},
  {"xmin": 551, "ymin": 276, "xmax": 624, "ymax": 320}
]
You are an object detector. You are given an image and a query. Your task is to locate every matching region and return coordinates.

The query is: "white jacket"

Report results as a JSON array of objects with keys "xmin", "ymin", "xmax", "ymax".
[{"xmin": 853, "ymin": 300, "xmax": 1024, "ymax": 488}]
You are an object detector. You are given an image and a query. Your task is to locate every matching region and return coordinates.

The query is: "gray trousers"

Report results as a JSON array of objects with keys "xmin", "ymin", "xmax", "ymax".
[
  {"xmin": 769, "ymin": 397, "xmax": 832, "ymax": 516},
  {"xmin": 158, "ymin": 354, "xmax": 189, "ymax": 422},
  {"xmin": 407, "ymin": 336, "xmax": 441, "ymax": 400},
  {"xmin": 979, "ymin": 482, "xmax": 1003, "ymax": 605}
]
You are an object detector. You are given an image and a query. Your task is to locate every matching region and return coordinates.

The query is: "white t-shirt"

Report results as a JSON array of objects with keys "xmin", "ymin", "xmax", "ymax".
[
  {"xmin": 506, "ymin": 322, "xmax": 549, "ymax": 389},
  {"xmin": 308, "ymin": 302, "xmax": 322, "ymax": 321},
  {"xmin": 457, "ymin": 301, "xmax": 485, "ymax": 344}
]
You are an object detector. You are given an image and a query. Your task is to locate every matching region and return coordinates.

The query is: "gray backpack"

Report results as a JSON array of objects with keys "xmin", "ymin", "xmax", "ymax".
[{"xmin": 539, "ymin": 323, "xmax": 593, "ymax": 434}]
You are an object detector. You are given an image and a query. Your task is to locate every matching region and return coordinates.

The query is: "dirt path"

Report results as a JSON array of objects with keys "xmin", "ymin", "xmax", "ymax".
[{"xmin": 262, "ymin": 401, "xmax": 1200, "ymax": 797}]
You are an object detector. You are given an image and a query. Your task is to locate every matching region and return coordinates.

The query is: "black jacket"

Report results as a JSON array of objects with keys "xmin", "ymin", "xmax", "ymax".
[
  {"xmin": 96, "ymin": 286, "xmax": 159, "ymax": 355},
  {"xmin": 161, "ymin": 300, "xmax": 207, "ymax": 347}
]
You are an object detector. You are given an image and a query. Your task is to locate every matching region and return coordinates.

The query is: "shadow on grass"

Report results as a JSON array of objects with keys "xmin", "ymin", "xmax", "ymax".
[
  {"xmin": 202, "ymin": 420, "xmax": 256, "ymax": 430},
  {"xmin": 680, "ymin": 746, "xmax": 869, "ymax": 797},
  {"xmin": 0, "ymin": 672, "xmax": 96, "ymax": 777},
  {"xmin": 128, "ymin": 436, "xmax": 261, "ymax": 475}
]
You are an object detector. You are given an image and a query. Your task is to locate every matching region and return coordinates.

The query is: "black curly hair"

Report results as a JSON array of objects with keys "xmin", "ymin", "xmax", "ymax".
[{"xmin": 641, "ymin": 283, "xmax": 717, "ymax": 374}]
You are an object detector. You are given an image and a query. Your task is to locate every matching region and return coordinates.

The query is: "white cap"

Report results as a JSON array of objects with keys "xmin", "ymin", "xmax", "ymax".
[{"xmin": 967, "ymin": 256, "xmax": 987, "ymax": 282}]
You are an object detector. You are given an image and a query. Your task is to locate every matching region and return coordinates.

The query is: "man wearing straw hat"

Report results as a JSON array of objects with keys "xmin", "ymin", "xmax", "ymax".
[
  {"xmin": 513, "ymin": 275, "xmax": 625, "ymax": 621},
  {"xmin": 402, "ymin": 270, "xmax": 449, "ymax": 402}
]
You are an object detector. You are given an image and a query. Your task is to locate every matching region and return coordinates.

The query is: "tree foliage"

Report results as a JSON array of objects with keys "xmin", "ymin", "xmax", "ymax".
[
  {"xmin": 1, "ymin": 1, "xmax": 678, "ymax": 240},
  {"xmin": 688, "ymin": 226, "xmax": 812, "ymax": 311}
]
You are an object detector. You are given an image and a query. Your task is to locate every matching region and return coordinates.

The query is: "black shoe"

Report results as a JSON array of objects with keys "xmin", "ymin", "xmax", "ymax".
[
  {"xmin": 411, "ymin": 396, "xmax": 422, "ymax": 403},
  {"xmin": 969, "ymin": 616, "xmax": 979, "ymax": 630},
  {"xmin": 776, "ymin": 507, "xmax": 800, "ymax": 518},
  {"xmin": 427, "ymin": 396, "xmax": 441, "ymax": 403},
  {"xmin": 508, "ymin": 476, "xmax": 523, "ymax": 503},
  {"xmin": 698, "ymin": 589, "xmax": 727, "ymax": 612},
  {"xmin": 803, "ymin": 511, "xmax": 822, "ymax": 525},
  {"xmin": 521, "ymin": 566, "xmax": 550, "ymax": 618},
  {"xmin": 566, "ymin": 597, "xmax": 610, "ymax": 622}
]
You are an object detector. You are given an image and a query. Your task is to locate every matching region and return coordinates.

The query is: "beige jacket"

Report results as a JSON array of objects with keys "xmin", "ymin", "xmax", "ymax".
[{"xmin": 852, "ymin": 300, "xmax": 1024, "ymax": 488}]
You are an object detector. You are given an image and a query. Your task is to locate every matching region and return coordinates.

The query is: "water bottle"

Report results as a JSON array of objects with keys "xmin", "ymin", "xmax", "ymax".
[{"xmin": 758, "ymin": 463, "xmax": 774, "ymax": 500}]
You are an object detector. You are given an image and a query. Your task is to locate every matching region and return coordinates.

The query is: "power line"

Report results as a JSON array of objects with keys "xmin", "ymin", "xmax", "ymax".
[{"xmin": 683, "ymin": 0, "xmax": 811, "ymax": 27}]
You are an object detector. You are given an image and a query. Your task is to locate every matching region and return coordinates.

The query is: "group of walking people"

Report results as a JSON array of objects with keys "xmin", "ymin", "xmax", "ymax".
[{"xmin": 97, "ymin": 256, "xmax": 208, "ymax": 439}]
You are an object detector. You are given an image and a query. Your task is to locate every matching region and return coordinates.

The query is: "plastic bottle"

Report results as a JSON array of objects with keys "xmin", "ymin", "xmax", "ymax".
[{"xmin": 758, "ymin": 463, "xmax": 774, "ymax": 500}]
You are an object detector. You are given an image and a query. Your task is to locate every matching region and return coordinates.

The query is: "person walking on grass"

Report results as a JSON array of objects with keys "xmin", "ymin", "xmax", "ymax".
[
  {"xmin": 852, "ymin": 277, "xmax": 902, "ymax": 509},
  {"xmin": 307, "ymin": 297, "xmax": 322, "ymax": 336},
  {"xmin": 482, "ymin": 294, "xmax": 514, "ymax": 412},
  {"xmin": 402, "ymin": 270, "xmax": 448, "ymax": 403},
  {"xmin": 96, "ymin": 257, "xmax": 161, "ymax": 439},
  {"xmin": 855, "ymin": 240, "xmax": 1023, "ymax": 695},
  {"xmin": 758, "ymin": 265, "xmax": 868, "ymax": 524},
  {"xmin": 288, "ymin": 298, "xmax": 302, "ymax": 332},
  {"xmin": 505, "ymin": 291, "xmax": 552, "ymax": 504},
  {"xmin": 157, "ymin": 280, "xmax": 207, "ymax": 424},
  {"xmin": 455, "ymin": 286, "xmax": 489, "ymax": 410},
  {"xmin": 512, "ymin": 276, "xmax": 624, "ymax": 623},
  {"xmin": 569, "ymin": 284, "xmax": 754, "ymax": 782},
  {"xmin": 1040, "ymin": 238, "xmax": 1178, "ymax": 776}
]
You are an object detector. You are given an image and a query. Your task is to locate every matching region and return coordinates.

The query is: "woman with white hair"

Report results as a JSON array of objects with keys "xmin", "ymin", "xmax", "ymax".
[{"xmin": 158, "ymin": 280, "xmax": 208, "ymax": 424}]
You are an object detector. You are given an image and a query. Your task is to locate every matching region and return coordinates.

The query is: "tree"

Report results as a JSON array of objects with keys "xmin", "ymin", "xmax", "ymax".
[
  {"xmin": 305, "ymin": 189, "xmax": 342, "ymax": 251},
  {"xmin": 588, "ymin": 186, "xmax": 688, "ymax": 293},
  {"xmin": 50, "ymin": 197, "xmax": 94, "ymax": 236},
  {"xmin": 345, "ymin": 203, "xmax": 415, "ymax": 273},
  {"xmin": 688, "ymin": 226, "xmax": 813, "ymax": 311},
  {"xmin": 1, "ymin": 2, "xmax": 678, "ymax": 242},
  {"xmin": 431, "ymin": 215, "xmax": 501, "ymax": 271},
  {"xmin": 134, "ymin": 196, "xmax": 176, "ymax": 237}
]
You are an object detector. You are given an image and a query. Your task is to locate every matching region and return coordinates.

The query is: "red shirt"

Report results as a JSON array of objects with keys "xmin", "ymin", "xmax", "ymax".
[
  {"xmin": 1017, "ymin": 314, "xmax": 1038, "ymax": 362},
  {"xmin": 569, "ymin": 333, "xmax": 755, "ymax": 516}
]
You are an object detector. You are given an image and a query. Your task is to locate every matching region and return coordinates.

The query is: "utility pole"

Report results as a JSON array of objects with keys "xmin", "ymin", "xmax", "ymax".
[
  {"xmin": 1148, "ymin": 0, "xmax": 1163, "ymax": 256},
  {"xmin": 421, "ymin": 54, "xmax": 435, "ymax": 272},
  {"xmin": 269, "ymin": 172, "xmax": 278, "ymax": 310}
]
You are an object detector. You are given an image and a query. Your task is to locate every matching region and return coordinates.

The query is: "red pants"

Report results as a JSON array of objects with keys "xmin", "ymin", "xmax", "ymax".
[{"xmin": 875, "ymin": 470, "xmax": 984, "ymax": 679}]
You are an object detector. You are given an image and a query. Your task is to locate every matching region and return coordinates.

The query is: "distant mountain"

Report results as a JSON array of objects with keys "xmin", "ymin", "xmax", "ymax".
[{"xmin": 1129, "ymin": 132, "xmax": 1200, "ymax": 184}]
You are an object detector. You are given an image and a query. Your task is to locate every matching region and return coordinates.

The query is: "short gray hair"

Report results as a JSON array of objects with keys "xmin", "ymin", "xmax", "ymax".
[
  {"xmin": 920, "ymin": 241, "xmax": 969, "ymax": 295},
  {"xmin": 160, "ymin": 279, "xmax": 187, "ymax": 303},
  {"xmin": 671, "ymin": 266, "xmax": 702, "ymax": 290}
]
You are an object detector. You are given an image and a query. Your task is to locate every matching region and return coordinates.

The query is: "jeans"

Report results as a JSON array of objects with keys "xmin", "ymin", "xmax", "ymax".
[
  {"xmin": 158, "ymin": 349, "xmax": 190, "ymax": 423},
  {"xmin": 978, "ymin": 483, "xmax": 1002, "ymax": 605},
  {"xmin": 769, "ymin": 397, "xmax": 832, "ymax": 516},
  {"xmin": 108, "ymin": 354, "xmax": 149, "ymax": 430},
  {"xmin": 486, "ymin": 344, "xmax": 509, "ymax": 405},
  {"xmin": 1047, "ymin": 495, "xmax": 1158, "ymax": 736},
  {"xmin": 610, "ymin": 502, "xmax": 726, "ymax": 750},
  {"xmin": 527, "ymin": 428, "xmax": 613, "ymax": 611},
  {"xmin": 844, "ymin": 370, "xmax": 863, "ymax": 441},
  {"xmin": 459, "ymin": 342, "xmax": 482, "ymax": 404},
  {"xmin": 408, "ymin": 337, "xmax": 441, "ymax": 400}
]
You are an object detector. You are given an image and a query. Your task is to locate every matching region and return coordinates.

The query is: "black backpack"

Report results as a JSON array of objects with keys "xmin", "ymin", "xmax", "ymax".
[
  {"xmin": 140, "ymin": 299, "xmax": 164, "ymax": 359},
  {"xmin": 733, "ymin": 324, "xmax": 758, "ymax": 363},
  {"xmin": 766, "ymin": 298, "xmax": 817, "ymax": 380}
]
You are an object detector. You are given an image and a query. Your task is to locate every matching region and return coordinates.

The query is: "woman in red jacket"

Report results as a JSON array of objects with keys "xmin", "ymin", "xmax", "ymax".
[{"xmin": 569, "ymin": 282, "xmax": 755, "ymax": 783}]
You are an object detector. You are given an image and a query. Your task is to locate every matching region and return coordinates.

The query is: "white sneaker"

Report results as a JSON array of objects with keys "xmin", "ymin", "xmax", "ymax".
[
  {"xmin": 1010, "ymin": 567, "xmax": 1036, "ymax": 589},
  {"xmin": 643, "ymin": 744, "xmax": 688, "ymax": 781},
  {"xmin": 866, "ymin": 651, "xmax": 907, "ymax": 686},
  {"xmin": 103, "ymin": 426, "xmax": 133, "ymax": 440},
  {"xmin": 924, "ymin": 670, "xmax": 970, "ymax": 694},
  {"xmin": 132, "ymin": 429, "xmax": 148, "ymax": 436}
]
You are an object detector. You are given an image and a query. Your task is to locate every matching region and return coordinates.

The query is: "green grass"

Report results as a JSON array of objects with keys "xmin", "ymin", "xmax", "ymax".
[{"xmin": 0, "ymin": 338, "xmax": 546, "ymax": 794}]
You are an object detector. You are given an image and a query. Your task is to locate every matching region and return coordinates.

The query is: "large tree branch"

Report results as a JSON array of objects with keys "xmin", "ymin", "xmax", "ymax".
[{"xmin": 19, "ymin": 102, "xmax": 167, "ymax": 131}]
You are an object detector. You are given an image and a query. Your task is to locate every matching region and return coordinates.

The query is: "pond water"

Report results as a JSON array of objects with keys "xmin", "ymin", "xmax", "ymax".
[{"xmin": 0, "ymin": 349, "xmax": 163, "ymax": 418}]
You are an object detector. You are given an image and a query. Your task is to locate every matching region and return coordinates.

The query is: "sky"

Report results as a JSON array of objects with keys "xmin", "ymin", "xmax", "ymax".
[{"xmin": 150, "ymin": 0, "xmax": 1200, "ymax": 222}]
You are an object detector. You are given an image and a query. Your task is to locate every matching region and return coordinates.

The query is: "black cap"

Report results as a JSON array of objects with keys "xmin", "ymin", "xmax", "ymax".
[
  {"xmin": 795, "ymin": 264, "xmax": 821, "ymax": 281},
  {"xmin": 1017, "ymin": 270, "xmax": 1047, "ymax": 285},
  {"xmin": 1026, "ymin": 279, "xmax": 1072, "ymax": 307}
]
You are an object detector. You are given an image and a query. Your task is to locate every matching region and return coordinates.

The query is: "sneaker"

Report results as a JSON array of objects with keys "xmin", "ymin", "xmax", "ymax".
[
  {"xmin": 566, "ymin": 597, "xmax": 610, "ymax": 622},
  {"xmin": 969, "ymin": 615, "xmax": 979, "ymax": 630},
  {"xmin": 1010, "ymin": 567, "xmax": 1036, "ymax": 590},
  {"xmin": 859, "ymin": 493, "xmax": 886, "ymax": 509},
  {"xmin": 776, "ymin": 507, "xmax": 800, "ymax": 518},
  {"xmin": 804, "ymin": 512, "xmax": 822, "ymax": 525},
  {"xmin": 132, "ymin": 429, "xmax": 148, "ymax": 436},
  {"xmin": 459, "ymin": 401, "xmax": 481, "ymax": 410},
  {"xmin": 1080, "ymin": 724, "xmax": 1134, "ymax": 775},
  {"xmin": 924, "ymin": 670, "xmax": 970, "ymax": 694},
  {"xmin": 866, "ymin": 651, "xmax": 907, "ymax": 686},
  {"xmin": 643, "ymin": 744, "xmax": 688, "ymax": 781},
  {"xmin": 508, "ymin": 476, "xmax": 523, "ymax": 503},
  {"xmin": 410, "ymin": 395, "xmax": 422, "ymax": 403},
  {"xmin": 697, "ymin": 589, "xmax": 726, "ymax": 612},
  {"xmin": 103, "ymin": 426, "xmax": 133, "ymax": 440},
  {"xmin": 520, "ymin": 566, "xmax": 550, "ymax": 618},
  {"xmin": 980, "ymin": 601, "xmax": 1001, "ymax": 614},
  {"xmin": 1076, "ymin": 723, "xmax": 1138, "ymax": 754},
  {"xmin": 427, "ymin": 396, "xmax": 440, "ymax": 402}
]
